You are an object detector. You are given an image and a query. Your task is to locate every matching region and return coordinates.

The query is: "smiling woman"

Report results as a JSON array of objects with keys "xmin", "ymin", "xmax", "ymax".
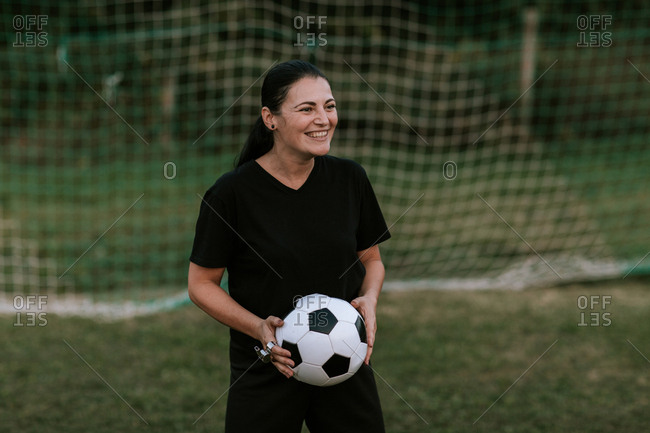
[
  {"xmin": 256, "ymin": 75, "xmax": 337, "ymax": 190},
  {"xmin": 188, "ymin": 60, "xmax": 390, "ymax": 433}
]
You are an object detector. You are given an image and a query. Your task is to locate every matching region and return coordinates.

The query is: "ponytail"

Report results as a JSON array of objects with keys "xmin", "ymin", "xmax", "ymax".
[{"xmin": 236, "ymin": 116, "xmax": 274, "ymax": 167}]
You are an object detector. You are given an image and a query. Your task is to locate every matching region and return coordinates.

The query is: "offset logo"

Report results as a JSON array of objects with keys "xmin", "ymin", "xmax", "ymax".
[
  {"xmin": 294, "ymin": 16, "xmax": 327, "ymax": 47},
  {"xmin": 577, "ymin": 295, "xmax": 611, "ymax": 327},
  {"xmin": 13, "ymin": 295, "xmax": 48, "ymax": 327},
  {"xmin": 13, "ymin": 15, "xmax": 48, "ymax": 47},
  {"xmin": 577, "ymin": 15, "xmax": 612, "ymax": 47}
]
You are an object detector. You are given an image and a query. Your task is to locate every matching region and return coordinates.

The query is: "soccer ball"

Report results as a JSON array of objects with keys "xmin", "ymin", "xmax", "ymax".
[{"xmin": 276, "ymin": 293, "xmax": 368, "ymax": 387}]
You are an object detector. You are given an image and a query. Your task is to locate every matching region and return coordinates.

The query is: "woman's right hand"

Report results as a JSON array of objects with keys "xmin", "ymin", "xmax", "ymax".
[{"xmin": 257, "ymin": 316, "xmax": 295, "ymax": 379}]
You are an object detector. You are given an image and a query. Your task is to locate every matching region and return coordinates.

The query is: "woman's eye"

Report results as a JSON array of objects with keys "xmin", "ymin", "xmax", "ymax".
[{"xmin": 299, "ymin": 104, "xmax": 335, "ymax": 112}]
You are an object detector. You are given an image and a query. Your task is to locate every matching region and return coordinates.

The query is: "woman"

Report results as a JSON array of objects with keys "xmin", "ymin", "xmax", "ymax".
[{"xmin": 188, "ymin": 60, "xmax": 390, "ymax": 432}]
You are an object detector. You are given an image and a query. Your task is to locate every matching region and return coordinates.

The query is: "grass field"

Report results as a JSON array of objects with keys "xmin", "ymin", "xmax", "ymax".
[{"xmin": 3, "ymin": 277, "xmax": 649, "ymax": 432}]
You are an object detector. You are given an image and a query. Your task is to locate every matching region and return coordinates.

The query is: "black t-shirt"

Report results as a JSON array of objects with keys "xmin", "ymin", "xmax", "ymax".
[{"xmin": 190, "ymin": 155, "xmax": 390, "ymax": 364}]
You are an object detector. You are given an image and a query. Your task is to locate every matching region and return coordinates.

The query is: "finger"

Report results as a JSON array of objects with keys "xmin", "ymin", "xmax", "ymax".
[
  {"xmin": 363, "ymin": 317, "xmax": 376, "ymax": 365},
  {"xmin": 271, "ymin": 345, "xmax": 292, "ymax": 359},
  {"xmin": 275, "ymin": 366, "xmax": 292, "ymax": 379},
  {"xmin": 272, "ymin": 360, "xmax": 295, "ymax": 378},
  {"xmin": 271, "ymin": 354, "xmax": 295, "ymax": 368},
  {"xmin": 267, "ymin": 342, "xmax": 294, "ymax": 366},
  {"xmin": 365, "ymin": 320, "xmax": 376, "ymax": 345},
  {"xmin": 352, "ymin": 300, "xmax": 372, "ymax": 326},
  {"xmin": 261, "ymin": 317, "xmax": 283, "ymax": 343},
  {"xmin": 269, "ymin": 344, "xmax": 294, "ymax": 363},
  {"xmin": 364, "ymin": 345, "xmax": 373, "ymax": 365},
  {"xmin": 267, "ymin": 315, "xmax": 284, "ymax": 327}
]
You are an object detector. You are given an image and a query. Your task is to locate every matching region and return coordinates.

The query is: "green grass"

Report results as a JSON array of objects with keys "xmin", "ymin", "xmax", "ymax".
[{"xmin": 2, "ymin": 278, "xmax": 649, "ymax": 432}]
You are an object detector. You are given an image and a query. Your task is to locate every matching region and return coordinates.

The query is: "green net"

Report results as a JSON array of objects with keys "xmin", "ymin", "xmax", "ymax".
[{"xmin": 1, "ymin": 1, "xmax": 649, "ymax": 316}]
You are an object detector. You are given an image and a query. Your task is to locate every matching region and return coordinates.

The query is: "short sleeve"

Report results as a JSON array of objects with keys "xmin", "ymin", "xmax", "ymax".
[
  {"xmin": 355, "ymin": 165, "xmax": 391, "ymax": 251},
  {"xmin": 189, "ymin": 182, "xmax": 236, "ymax": 268}
]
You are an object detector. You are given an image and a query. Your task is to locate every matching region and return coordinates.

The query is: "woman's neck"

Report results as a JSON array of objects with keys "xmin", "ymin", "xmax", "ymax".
[{"xmin": 256, "ymin": 150, "xmax": 315, "ymax": 190}]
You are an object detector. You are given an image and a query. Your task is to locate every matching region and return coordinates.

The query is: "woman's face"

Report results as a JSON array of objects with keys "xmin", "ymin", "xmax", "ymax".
[{"xmin": 270, "ymin": 76, "xmax": 338, "ymax": 160}]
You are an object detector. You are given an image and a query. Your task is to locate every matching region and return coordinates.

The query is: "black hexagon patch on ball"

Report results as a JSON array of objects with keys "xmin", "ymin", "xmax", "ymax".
[
  {"xmin": 322, "ymin": 354, "xmax": 351, "ymax": 378},
  {"xmin": 281, "ymin": 340, "xmax": 302, "ymax": 366},
  {"xmin": 355, "ymin": 315, "xmax": 367, "ymax": 343},
  {"xmin": 308, "ymin": 308, "xmax": 338, "ymax": 334}
]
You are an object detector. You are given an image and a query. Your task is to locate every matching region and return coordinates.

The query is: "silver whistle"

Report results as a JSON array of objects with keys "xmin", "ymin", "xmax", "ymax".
[{"xmin": 254, "ymin": 341, "xmax": 277, "ymax": 363}]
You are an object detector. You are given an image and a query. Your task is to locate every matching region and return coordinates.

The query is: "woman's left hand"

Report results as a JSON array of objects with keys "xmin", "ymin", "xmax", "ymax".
[{"xmin": 350, "ymin": 295, "xmax": 377, "ymax": 365}]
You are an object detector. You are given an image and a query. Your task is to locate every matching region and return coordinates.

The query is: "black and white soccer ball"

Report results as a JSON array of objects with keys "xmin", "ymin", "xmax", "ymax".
[{"xmin": 276, "ymin": 293, "xmax": 368, "ymax": 386}]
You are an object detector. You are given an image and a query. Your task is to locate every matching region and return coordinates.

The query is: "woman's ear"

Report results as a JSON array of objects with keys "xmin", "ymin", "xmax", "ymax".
[{"xmin": 261, "ymin": 107, "xmax": 275, "ymax": 131}]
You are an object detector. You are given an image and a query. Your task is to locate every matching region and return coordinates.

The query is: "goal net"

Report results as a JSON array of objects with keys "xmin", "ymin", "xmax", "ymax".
[{"xmin": 1, "ymin": 1, "xmax": 648, "ymax": 316}]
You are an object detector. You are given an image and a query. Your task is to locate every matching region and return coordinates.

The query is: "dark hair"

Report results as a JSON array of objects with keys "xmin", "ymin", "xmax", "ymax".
[{"xmin": 235, "ymin": 60, "xmax": 329, "ymax": 167}]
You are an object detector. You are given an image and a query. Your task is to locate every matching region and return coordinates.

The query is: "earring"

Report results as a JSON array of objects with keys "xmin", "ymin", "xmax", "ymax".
[{"xmin": 270, "ymin": 124, "xmax": 275, "ymax": 129}]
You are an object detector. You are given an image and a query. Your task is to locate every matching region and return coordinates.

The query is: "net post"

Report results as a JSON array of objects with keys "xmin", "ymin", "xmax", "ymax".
[{"xmin": 520, "ymin": 7, "xmax": 539, "ymax": 144}]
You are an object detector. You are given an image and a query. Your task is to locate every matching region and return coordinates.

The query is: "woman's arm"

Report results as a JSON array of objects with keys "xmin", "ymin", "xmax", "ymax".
[
  {"xmin": 187, "ymin": 262, "xmax": 294, "ymax": 378},
  {"xmin": 350, "ymin": 244, "xmax": 385, "ymax": 364}
]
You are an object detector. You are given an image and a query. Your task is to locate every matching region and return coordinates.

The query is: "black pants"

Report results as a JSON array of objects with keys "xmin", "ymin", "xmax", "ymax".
[{"xmin": 225, "ymin": 361, "xmax": 386, "ymax": 433}]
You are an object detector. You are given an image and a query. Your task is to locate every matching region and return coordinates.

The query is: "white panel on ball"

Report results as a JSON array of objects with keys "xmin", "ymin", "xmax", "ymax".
[
  {"xmin": 328, "ymin": 322, "xmax": 361, "ymax": 357},
  {"xmin": 295, "ymin": 363, "xmax": 330, "ymax": 387},
  {"xmin": 349, "ymin": 342, "xmax": 368, "ymax": 373},
  {"xmin": 327, "ymin": 297, "xmax": 360, "ymax": 324},
  {"xmin": 298, "ymin": 332, "xmax": 334, "ymax": 365},
  {"xmin": 277, "ymin": 309, "xmax": 310, "ymax": 344}
]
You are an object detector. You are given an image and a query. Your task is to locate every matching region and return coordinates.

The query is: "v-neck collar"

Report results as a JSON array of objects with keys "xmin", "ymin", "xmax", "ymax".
[{"xmin": 253, "ymin": 156, "xmax": 321, "ymax": 193}]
